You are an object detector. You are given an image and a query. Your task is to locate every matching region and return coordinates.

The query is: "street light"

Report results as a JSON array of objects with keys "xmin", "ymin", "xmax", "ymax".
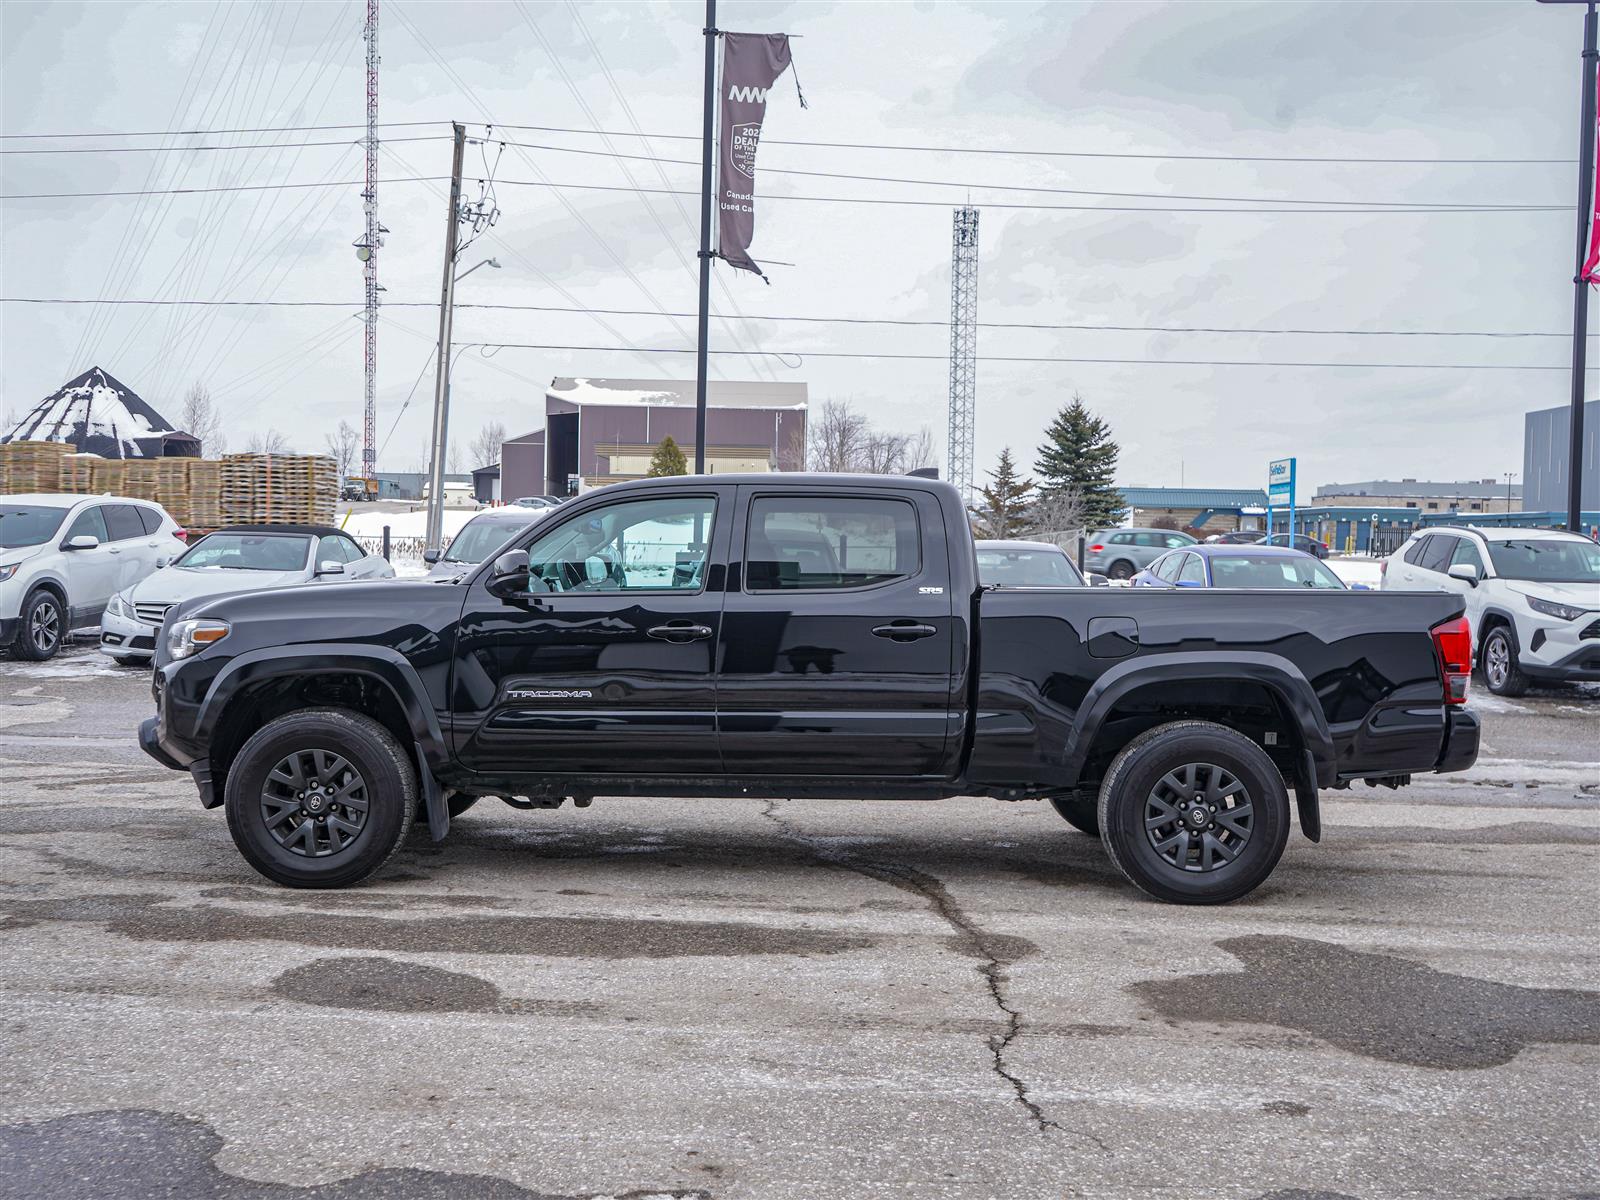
[{"xmin": 424, "ymin": 257, "xmax": 502, "ymax": 554}]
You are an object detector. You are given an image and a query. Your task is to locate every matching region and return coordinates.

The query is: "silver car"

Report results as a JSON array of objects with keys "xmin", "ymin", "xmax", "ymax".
[
  {"xmin": 1084, "ymin": 527, "xmax": 1197, "ymax": 580},
  {"xmin": 424, "ymin": 507, "xmax": 542, "ymax": 580}
]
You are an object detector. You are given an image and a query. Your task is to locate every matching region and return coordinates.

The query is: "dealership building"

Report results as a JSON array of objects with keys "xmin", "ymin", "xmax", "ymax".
[{"xmin": 500, "ymin": 377, "xmax": 808, "ymax": 500}]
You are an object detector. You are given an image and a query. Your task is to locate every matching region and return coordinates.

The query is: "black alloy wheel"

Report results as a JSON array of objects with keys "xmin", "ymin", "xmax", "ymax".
[
  {"xmin": 1142, "ymin": 762, "xmax": 1253, "ymax": 873},
  {"xmin": 259, "ymin": 748, "xmax": 371, "ymax": 858}
]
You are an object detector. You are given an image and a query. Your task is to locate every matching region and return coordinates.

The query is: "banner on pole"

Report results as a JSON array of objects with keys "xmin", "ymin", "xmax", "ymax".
[
  {"xmin": 1584, "ymin": 63, "xmax": 1600, "ymax": 286},
  {"xmin": 717, "ymin": 32, "xmax": 802, "ymax": 278}
]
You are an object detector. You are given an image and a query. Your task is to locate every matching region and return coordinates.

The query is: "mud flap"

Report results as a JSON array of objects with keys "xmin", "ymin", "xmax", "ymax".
[
  {"xmin": 418, "ymin": 764, "xmax": 450, "ymax": 842},
  {"xmin": 1294, "ymin": 747, "xmax": 1321, "ymax": 843}
]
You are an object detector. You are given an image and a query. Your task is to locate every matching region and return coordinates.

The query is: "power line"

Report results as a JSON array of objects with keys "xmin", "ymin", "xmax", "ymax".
[
  {"xmin": 458, "ymin": 341, "xmax": 1574, "ymax": 370},
  {"xmin": 6, "ymin": 296, "xmax": 1589, "ymax": 339},
  {"xmin": 0, "ymin": 134, "xmax": 447, "ymax": 155},
  {"xmin": 3, "ymin": 174, "xmax": 1566, "ymax": 213},
  {"xmin": 490, "ymin": 137, "xmax": 1557, "ymax": 210},
  {"xmin": 0, "ymin": 120, "xmax": 440, "ymax": 139}
]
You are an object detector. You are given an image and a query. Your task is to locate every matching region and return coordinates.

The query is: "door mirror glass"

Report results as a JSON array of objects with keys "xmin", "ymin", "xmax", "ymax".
[
  {"xmin": 64, "ymin": 534, "xmax": 99, "ymax": 551},
  {"xmin": 317, "ymin": 560, "xmax": 346, "ymax": 576},
  {"xmin": 1086, "ymin": 572, "xmax": 1110, "ymax": 587},
  {"xmin": 1446, "ymin": 562, "xmax": 1479, "ymax": 585},
  {"xmin": 486, "ymin": 549, "xmax": 531, "ymax": 597}
]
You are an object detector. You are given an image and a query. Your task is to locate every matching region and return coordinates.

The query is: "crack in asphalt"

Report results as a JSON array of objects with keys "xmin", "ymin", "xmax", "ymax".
[{"xmin": 758, "ymin": 800, "xmax": 1096, "ymax": 1144}]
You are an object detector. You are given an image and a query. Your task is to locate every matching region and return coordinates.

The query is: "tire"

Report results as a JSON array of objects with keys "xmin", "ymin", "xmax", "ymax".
[
  {"xmin": 1108, "ymin": 559, "xmax": 1136, "ymax": 581},
  {"xmin": 1097, "ymin": 720, "xmax": 1291, "ymax": 905},
  {"xmin": 1481, "ymin": 626, "xmax": 1529, "ymax": 698},
  {"xmin": 1048, "ymin": 794, "xmax": 1100, "ymax": 835},
  {"xmin": 224, "ymin": 708, "xmax": 416, "ymax": 888},
  {"xmin": 12, "ymin": 588, "xmax": 64, "ymax": 661}
]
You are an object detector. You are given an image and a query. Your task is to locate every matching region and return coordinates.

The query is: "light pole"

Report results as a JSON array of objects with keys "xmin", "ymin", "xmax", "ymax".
[{"xmin": 423, "ymin": 255, "xmax": 500, "ymax": 557}]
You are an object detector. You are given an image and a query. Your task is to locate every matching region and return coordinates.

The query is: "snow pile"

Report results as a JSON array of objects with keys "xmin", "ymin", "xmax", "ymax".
[
  {"xmin": 341, "ymin": 508, "xmax": 480, "ymax": 539},
  {"xmin": 5, "ymin": 366, "xmax": 174, "ymax": 458},
  {"xmin": 1327, "ymin": 557, "xmax": 1385, "ymax": 589}
]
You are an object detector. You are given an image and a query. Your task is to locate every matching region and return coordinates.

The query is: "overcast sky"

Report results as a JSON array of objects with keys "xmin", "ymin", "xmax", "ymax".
[{"xmin": 1, "ymin": 0, "xmax": 1593, "ymax": 493}]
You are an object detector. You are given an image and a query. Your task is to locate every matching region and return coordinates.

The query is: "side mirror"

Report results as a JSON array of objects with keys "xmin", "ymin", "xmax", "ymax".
[
  {"xmin": 486, "ymin": 549, "xmax": 530, "ymax": 597},
  {"xmin": 1447, "ymin": 563, "xmax": 1480, "ymax": 586},
  {"xmin": 422, "ymin": 549, "xmax": 441, "ymax": 565},
  {"xmin": 64, "ymin": 534, "xmax": 99, "ymax": 550},
  {"xmin": 317, "ymin": 560, "xmax": 346, "ymax": 576},
  {"xmin": 1086, "ymin": 572, "xmax": 1110, "ymax": 587}
]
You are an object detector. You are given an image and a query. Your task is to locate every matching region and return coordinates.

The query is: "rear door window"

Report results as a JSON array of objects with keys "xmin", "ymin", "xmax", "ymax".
[
  {"xmin": 745, "ymin": 495, "xmax": 919, "ymax": 591},
  {"xmin": 103, "ymin": 505, "xmax": 145, "ymax": 543},
  {"xmin": 1418, "ymin": 534, "xmax": 1456, "ymax": 573},
  {"xmin": 1402, "ymin": 536, "xmax": 1432, "ymax": 566}
]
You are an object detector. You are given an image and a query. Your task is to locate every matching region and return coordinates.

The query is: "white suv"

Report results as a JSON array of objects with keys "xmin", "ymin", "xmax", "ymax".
[
  {"xmin": 1381, "ymin": 525, "xmax": 1600, "ymax": 695},
  {"xmin": 0, "ymin": 494, "xmax": 186, "ymax": 660}
]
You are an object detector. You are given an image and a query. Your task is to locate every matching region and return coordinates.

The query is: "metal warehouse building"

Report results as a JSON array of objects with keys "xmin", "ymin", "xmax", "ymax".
[
  {"xmin": 1523, "ymin": 399, "xmax": 1598, "ymax": 514},
  {"xmin": 500, "ymin": 377, "xmax": 808, "ymax": 500}
]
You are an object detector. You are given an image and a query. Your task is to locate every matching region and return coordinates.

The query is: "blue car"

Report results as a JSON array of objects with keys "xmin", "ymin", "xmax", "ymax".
[{"xmin": 1132, "ymin": 544, "xmax": 1351, "ymax": 590}]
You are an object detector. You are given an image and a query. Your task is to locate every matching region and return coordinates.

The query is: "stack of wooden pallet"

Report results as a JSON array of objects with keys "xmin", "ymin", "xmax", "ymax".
[
  {"xmin": 88, "ymin": 458, "xmax": 126, "ymax": 497},
  {"xmin": 0, "ymin": 440, "xmax": 75, "ymax": 493},
  {"xmin": 60, "ymin": 453, "xmax": 97, "ymax": 493},
  {"xmin": 120, "ymin": 459, "xmax": 161, "ymax": 502},
  {"xmin": 220, "ymin": 454, "xmax": 338, "ymax": 526},
  {"xmin": 184, "ymin": 459, "xmax": 223, "ymax": 529}
]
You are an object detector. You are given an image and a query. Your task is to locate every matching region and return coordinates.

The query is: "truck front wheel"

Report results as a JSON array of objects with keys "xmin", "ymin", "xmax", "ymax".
[
  {"xmin": 224, "ymin": 709, "xmax": 416, "ymax": 888},
  {"xmin": 1096, "ymin": 721, "xmax": 1290, "ymax": 904}
]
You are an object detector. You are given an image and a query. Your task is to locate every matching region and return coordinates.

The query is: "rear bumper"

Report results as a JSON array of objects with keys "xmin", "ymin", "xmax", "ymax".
[{"xmin": 1434, "ymin": 707, "xmax": 1481, "ymax": 774}]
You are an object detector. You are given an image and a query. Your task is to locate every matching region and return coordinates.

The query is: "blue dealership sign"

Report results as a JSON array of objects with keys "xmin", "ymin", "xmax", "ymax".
[{"xmin": 1267, "ymin": 457, "xmax": 1296, "ymax": 538}]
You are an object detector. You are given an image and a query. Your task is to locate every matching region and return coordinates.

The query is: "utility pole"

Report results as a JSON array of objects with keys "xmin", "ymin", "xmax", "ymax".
[
  {"xmin": 359, "ymin": 0, "xmax": 382, "ymax": 483},
  {"xmin": 947, "ymin": 206, "xmax": 979, "ymax": 499},
  {"xmin": 424, "ymin": 122, "xmax": 466, "ymax": 555},
  {"xmin": 694, "ymin": 0, "xmax": 717, "ymax": 475}
]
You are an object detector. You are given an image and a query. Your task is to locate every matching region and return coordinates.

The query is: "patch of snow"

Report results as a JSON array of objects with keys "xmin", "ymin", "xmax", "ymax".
[
  {"xmin": 1327, "ymin": 557, "xmax": 1385, "ymax": 589},
  {"xmin": 340, "ymin": 508, "xmax": 479, "ymax": 539},
  {"xmin": 1468, "ymin": 693, "xmax": 1533, "ymax": 716}
]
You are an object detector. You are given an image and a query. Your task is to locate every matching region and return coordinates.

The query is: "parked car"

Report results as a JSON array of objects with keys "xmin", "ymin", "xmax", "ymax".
[
  {"xmin": 1259, "ymin": 532, "xmax": 1330, "ymax": 559},
  {"xmin": 99, "ymin": 525, "xmax": 393, "ymax": 665},
  {"xmin": 1204, "ymin": 530, "xmax": 1266, "ymax": 545},
  {"xmin": 975, "ymin": 539, "xmax": 1088, "ymax": 587},
  {"xmin": 1083, "ymin": 528, "xmax": 1197, "ymax": 580},
  {"xmin": 1380, "ymin": 525, "xmax": 1600, "ymax": 695},
  {"xmin": 1133, "ymin": 544, "xmax": 1348, "ymax": 590},
  {"xmin": 424, "ymin": 507, "xmax": 542, "ymax": 580},
  {"xmin": 510, "ymin": 496, "xmax": 557, "ymax": 510},
  {"xmin": 1, "ymin": 494, "xmax": 185, "ymax": 660},
  {"xmin": 140, "ymin": 474, "xmax": 1480, "ymax": 905}
]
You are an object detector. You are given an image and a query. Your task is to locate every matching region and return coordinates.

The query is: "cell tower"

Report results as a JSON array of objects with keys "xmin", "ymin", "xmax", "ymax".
[
  {"xmin": 356, "ymin": 0, "xmax": 382, "ymax": 479},
  {"xmin": 947, "ymin": 206, "xmax": 979, "ymax": 500}
]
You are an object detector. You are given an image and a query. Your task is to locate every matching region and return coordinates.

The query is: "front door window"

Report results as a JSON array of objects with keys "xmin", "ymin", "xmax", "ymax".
[{"xmin": 525, "ymin": 497, "xmax": 715, "ymax": 593}]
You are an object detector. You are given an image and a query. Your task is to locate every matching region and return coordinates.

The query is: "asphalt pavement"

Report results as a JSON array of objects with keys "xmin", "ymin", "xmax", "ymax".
[{"xmin": 1, "ymin": 640, "xmax": 1596, "ymax": 1199}]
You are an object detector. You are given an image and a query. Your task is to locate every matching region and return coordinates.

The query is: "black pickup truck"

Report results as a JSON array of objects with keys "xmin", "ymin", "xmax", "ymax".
[{"xmin": 140, "ymin": 474, "xmax": 1480, "ymax": 904}]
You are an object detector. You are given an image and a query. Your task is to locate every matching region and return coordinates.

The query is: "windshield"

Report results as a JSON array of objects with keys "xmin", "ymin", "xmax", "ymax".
[
  {"xmin": 1486, "ymin": 538, "xmax": 1600, "ymax": 584},
  {"xmin": 176, "ymin": 533, "xmax": 311, "ymax": 571},
  {"xmin": 1208, "ymin": 554, "xmax": 1345, "ymax": 589},
  {"xmin": 443, "ymin": 518, "xmax": 529, "ymax": 564},
  {"xmin": 976, "ymin": 548, "xmax": 1085, "ymax": 587},
  {"xmin": 0, "ymin": 505, "xmax": 67, "ymax": 549}
]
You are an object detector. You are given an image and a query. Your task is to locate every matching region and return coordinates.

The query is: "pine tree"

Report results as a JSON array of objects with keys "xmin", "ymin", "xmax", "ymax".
[
  {"xmin": 972, "ymin": 447, "xmax": 1035, "ymax": 538},
  {"xmin": 1035, "ymin": 392, "xmax": 1122, "ymax": 529},
  {"xmin": 646, "ymin": 435, "xmax": 688, "ymax": 477}
]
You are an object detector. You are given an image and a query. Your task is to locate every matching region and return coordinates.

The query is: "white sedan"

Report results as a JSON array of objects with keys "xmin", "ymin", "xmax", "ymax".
[{"xmin": 99, "ymin": 524, "xmax": 393, "ymax": 664}]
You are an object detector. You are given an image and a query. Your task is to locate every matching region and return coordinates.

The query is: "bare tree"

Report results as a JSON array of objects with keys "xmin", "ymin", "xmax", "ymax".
[
  {"xmin": 324, "ymin": 420, "xmax": 360, "ymax": 479},
  {"xmin": 903, "ymin": 426, "xmax": 938, "ymax": 472},
  {"xmin": 1027, "ymin": 486, "xmax": 1089, "ymax": 548},
  {"xmin": 469, "ymin": 420, "xmax": 506, "ymax": 470},
  {"xmin": 245, "ymin": 428, "xmax": 290, "ymax": 454},
  {"xmin": 807, "ymin": 399, "xmax": 869, "ymax": 472},
  {"xmin": 447, "ymin": 441, "xmax": 463, "ymax": 474},
  {"xmin": 179, "ymin": 381, "xmax": 225, "ymax": 456}
]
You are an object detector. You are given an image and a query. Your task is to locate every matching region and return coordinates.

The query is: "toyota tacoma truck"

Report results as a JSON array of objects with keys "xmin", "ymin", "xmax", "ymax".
[{"xmin": 140, "ymin": 474, "xmax": 1480, "ymax": 904}]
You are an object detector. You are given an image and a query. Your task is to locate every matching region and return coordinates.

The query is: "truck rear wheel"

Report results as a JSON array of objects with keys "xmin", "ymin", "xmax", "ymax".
[
  {"xmin": 224, "ymin": 708, "xmax": 415, "ymax": 889},
  {"xmin": 1047, "ymin": 794, "xmax": 1099, "ymax": 835},
  {"xmin": 1097, "ymin": 721, "xmax": 1290, "ymax": 905}
]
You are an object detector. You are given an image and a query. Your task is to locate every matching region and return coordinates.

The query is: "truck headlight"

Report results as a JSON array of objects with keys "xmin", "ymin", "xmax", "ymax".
[
  {"xmin": 1527, "ymin": 596, "xmax": 1589, "ymax": 622},
  {"xmin": 167, "ymin": 617, "xmax": 229, "ymax": 660}
]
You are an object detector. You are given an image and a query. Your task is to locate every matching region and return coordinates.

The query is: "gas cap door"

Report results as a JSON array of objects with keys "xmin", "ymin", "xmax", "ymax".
[{"xmin": 1087, "ymin": 615, "xmax": 1140, "ymax": 659}]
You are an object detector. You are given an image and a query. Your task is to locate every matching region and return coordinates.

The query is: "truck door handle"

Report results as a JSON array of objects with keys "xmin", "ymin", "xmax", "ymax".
[
  {"xmin": 872, "ymin": 621, "xmax": 938, "ymax": 641},
  {"xmin": 646, "ymin": 622, "xmax": 713, "ymax": 643}
]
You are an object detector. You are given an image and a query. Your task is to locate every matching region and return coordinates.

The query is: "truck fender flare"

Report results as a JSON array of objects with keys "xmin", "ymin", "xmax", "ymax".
[
  {"xmin": 197, "ymin": 644, "xmax": 452, "ymax": 841},
  {"xmin": 1060, "ymin": 651, "xmax": 1338, "ymax": 791}
]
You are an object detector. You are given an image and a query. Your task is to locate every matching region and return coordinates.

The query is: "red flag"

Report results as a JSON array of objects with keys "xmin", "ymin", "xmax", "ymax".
[{"xmin": 1584, "ymin": 64, "xmax": 1600, "ymax": 286}]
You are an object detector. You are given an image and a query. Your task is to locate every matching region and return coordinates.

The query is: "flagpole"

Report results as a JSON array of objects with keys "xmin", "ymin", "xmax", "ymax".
[{"xmin": 694, "ymin": 0, "xmax": 717, "ymax": 476}]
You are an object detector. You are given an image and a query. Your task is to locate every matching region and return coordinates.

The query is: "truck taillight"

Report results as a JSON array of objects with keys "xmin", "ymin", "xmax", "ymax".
[{"xmin": 1431, "ymin": 615, "xmax": 1471, "ymax": 705}]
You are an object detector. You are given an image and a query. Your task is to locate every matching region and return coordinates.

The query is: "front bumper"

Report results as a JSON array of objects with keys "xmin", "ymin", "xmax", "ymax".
[
  {"xmin": 99, "ymin": 609, "xmax": 158, "ymax": 659},
  {"xmin": 1521, "ymin": 642, "xmax": 1600, "ymax": 683},
  {"xmin": 1434, "ymin": 707, "xmax": 1481, "ymax": 774}
]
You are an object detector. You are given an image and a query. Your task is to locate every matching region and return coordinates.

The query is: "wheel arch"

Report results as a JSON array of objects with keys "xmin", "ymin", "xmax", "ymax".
[{"xmin": 200, "ymin": 646, "xmax": 452, "ymax": 840}]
